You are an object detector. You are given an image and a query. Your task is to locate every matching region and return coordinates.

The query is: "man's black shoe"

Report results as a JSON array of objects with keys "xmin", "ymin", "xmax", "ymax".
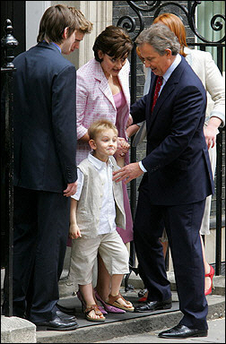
[
  {"xmin": 56, "ymin": 309, "xmax": 77, "ymax": 321},
  {"xmin": 134, "ymin": 298, "xmax": 172, "ymax": 312},
  {"xmin": 35, "ymin": 315, "xmax": 78, "ymax": 331},
  {"xmin": 158, "ymin": 324, "xmax": 208, "ymax": 338}
]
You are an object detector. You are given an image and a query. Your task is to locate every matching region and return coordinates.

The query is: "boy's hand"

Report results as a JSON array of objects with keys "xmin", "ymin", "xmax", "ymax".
[{"xmin": 69, "ymin": 224, "xmax": 81, "ymax": 239}]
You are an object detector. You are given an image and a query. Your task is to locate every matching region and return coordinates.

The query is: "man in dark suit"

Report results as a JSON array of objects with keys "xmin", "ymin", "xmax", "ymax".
[
  {"xmin": 3, "ymin": 4, "xmax": 79, "ymax": 331},
  {"xmin": 113, "ymin": 23, "xmax": 214, "ymax": 339}
]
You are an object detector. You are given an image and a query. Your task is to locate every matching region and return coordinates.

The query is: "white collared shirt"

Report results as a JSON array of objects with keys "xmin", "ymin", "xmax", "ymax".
[{"xmin": 72, "ymin": 152, "xmax": 116, "ymax": 235}]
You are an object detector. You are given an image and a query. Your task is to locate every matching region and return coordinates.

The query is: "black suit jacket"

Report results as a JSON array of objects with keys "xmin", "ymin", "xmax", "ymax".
[
  {"xmin": 13, "ymin": 42, "xmax": 77, "ymax": 192},
  {"xmin": 131, "ymin": 56, "xmax": 214, "ymax": 205}
]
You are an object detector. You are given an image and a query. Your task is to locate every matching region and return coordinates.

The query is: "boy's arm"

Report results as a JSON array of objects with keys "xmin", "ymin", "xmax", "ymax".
[{"xmin": 69, "ymin": 198, "xmax": 81, "ymax": 239}]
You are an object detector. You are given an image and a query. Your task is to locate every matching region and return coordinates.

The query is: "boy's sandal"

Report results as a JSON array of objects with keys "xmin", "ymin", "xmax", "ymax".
[
  {"xmin": 105, "ymin": 293, "xmax": 134, "ymax": 312},
  {"xmin": 84, "ymin": 304, "xmax": 106, "ymax": 322}
]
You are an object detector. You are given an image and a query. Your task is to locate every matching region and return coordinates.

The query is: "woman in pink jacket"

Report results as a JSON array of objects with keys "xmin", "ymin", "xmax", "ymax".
[{"xmin": 69, "ymin": 26, "xmax": 134, "ymax": 315}]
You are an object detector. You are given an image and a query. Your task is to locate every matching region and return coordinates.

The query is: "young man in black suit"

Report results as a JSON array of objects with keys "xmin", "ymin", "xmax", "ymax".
[{"xmin": 3, "ymin": 4, "xmax": 79, "ymax": 331}]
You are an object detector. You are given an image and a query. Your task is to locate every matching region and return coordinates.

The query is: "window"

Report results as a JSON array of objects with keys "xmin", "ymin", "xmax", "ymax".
[{"xmin": 196, "ymin": 1, "xmax": 225, "ymax": 72}]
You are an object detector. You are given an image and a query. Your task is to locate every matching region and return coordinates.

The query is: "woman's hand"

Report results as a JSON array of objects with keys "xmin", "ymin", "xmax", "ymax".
[
  {"xmin": 204, "ymin": 117, "xmax": 221, "ymax": 149},
  {"xmin": 116, "ymin": 137, "xmax": 130, "ymax": 157},
  {"xmin": 126, "ymin": 114, "xmax": 133, "ymax": 128}
]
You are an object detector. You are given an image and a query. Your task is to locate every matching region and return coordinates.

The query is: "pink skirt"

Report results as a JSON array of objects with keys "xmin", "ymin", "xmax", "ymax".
[{"xmin": 116, "ymin": 182, "xmax": 133, "ymax": 244}]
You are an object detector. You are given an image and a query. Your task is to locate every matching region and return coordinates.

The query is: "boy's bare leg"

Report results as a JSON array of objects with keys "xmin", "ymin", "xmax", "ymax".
[{"xmin": 79, "ymin": 284, "xmax": 104, "ymax": 320}]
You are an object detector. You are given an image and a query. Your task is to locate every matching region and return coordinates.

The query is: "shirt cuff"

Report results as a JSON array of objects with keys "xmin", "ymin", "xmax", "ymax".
[{"xmin": 139, "ymin": 161, "xmax": 147, "ymax": 173}]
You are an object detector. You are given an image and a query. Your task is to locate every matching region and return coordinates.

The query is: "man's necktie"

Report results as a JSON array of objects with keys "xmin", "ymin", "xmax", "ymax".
[{"xmin": 151, "ymin": 76, "xmax": 163, "ymax": 112}]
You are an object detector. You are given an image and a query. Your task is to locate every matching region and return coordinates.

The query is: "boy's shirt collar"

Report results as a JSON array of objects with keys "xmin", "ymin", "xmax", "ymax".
[{"xmin": 88, "ymin": 152, "xmax": 114, "ymax": 170}]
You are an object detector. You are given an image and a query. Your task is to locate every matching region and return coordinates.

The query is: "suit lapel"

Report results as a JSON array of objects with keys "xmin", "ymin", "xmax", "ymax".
[
  {"xmin": 94, "ymin": 60, "xmax": 130, "ymax": 111},
  {"xmin": 118, "ymin": 66, "xmax": 130, "ymax": 107},
  {"xmin": 94, "ymin": 63, "xmax": 116, "ymax": 110},
  {"xmin": 147, "ymin": 59, "xmax": 185, "ymax": 132}
]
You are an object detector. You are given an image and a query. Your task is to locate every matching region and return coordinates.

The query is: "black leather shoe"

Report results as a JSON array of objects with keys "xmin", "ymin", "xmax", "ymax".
[
  {"xmin": 134, "ymin": 298, "xmax": 172, "ymax": 312},
  {"xmin": 56, "ymin": 309, "xmax": 77, "ymax": 321},
  {"xmin": 158, "ymin": 324, "xmax": 208, "ymax": 338},
  {"xmin": 35, "ymin": 315, "xmax": 78, "ymax": 331}
]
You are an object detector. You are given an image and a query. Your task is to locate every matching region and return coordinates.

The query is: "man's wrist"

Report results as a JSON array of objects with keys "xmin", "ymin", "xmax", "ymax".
[{"xmin": 139, "ymin": 161, "xmax": 147, "ymax": 173}]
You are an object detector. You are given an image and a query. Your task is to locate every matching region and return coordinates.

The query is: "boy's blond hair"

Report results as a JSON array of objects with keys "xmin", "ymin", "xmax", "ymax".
[
  {"xmin": 88, "ymin": 120, "xmax": 118, "ymax": 140},
  {"xmin": 68, "ymin": 6, "xmax": 93, "ymax": 34}
]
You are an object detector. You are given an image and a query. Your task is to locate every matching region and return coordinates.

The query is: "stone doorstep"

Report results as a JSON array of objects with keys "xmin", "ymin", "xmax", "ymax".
[
  {"xmin": 1, "ymin": 292, "xmax": 225, "ymax": 344},
  {"xmin": 1, "ymin": 272, "xmax": 225, "ymax": 343},
  {"xmin": 1, "ymin": 316, "xmax": 36, "ymax": 343},
  {"xmin": 36, "ymin": 294, "xmax": 225, "ymax": 343}
]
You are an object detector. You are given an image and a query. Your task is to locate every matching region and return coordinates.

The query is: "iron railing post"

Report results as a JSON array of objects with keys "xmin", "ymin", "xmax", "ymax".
[{"xmin": 1, "ymin": 18, "xmax": 18, "ymax": 316}]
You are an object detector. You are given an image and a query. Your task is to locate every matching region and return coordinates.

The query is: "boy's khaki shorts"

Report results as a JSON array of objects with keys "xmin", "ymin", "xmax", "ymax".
[{"xmin": 69, "ymin": 230, "xmax": 130, "ymax": 285}]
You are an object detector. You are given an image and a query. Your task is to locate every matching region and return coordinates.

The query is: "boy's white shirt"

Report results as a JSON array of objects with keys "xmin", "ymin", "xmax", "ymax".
[{"xmin": 71, "ymin": 152, "xmax": 117, "ymax": 235}]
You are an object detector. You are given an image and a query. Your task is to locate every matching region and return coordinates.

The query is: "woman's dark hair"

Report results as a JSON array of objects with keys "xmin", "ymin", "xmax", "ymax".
[{"xmin": 93, "ymin": 25, "xmax": 133, "ymax": 62}]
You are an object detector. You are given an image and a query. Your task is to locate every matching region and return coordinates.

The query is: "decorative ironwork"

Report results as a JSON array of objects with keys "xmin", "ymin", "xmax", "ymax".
[
  {"xmin": 117, "ymin": 1, "xmax": 225, "ymax": 43},
  {"xmin": 1, "ymin": 19, "xmax": 18, "ymax": 68},
  {"xmin": 1, "ymin": 19, "xmax": 18, "ymax": 316}
]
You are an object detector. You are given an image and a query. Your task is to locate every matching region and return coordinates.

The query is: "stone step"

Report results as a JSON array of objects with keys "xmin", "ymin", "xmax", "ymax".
[
  {"xmin": 36, "ymin": 292, "xmax": 225, "ymax": 343},
  {"xmin": 1, "ymin": 270, "xmax": 224, "ymax": 343}
]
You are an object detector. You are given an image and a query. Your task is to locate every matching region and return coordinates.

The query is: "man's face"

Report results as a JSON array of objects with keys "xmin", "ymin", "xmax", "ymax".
[
  {"xmin": 61, "ymin": 29, "xmax": 77, "ymax": 55},
  {"xmin": 70, "ymin": 31, "xmax": 85, "ymax": 52},
  {"xmin": 139, "ymin": 43, "xmax": 172, "ymax": 76}
]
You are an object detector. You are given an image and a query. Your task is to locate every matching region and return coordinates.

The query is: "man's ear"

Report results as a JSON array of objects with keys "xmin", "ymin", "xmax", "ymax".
[
  {"xmin": 165, "ymin": 48, "xmax": 172, "ymax": 57},
  {"xmin": 63, "ymin": 27, "xmax": 69, "ymax": 39},
  {"xmin": 89, "ymin": 139, "xmax": 96, "ymax": 150}
]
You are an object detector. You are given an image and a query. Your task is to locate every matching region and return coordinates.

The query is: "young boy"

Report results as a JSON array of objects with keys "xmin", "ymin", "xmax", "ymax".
[{"xmin": 69, "ymin": 120, "xmax": 134, "ymax": 322}]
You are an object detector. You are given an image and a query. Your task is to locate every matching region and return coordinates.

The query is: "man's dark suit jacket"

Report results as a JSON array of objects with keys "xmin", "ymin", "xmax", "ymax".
[
  {"xmin": 131, "ymin": 56, "xmax": 214, "ymax": 205},
  {"xmin": 13, "ymin": 42, "xmax": 77, "ymax": 192}
]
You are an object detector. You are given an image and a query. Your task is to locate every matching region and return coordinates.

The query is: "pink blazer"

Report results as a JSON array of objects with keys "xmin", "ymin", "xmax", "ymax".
[{"xmin": 76, "ymin": 58, "xmax": 131, "ymax": 164}]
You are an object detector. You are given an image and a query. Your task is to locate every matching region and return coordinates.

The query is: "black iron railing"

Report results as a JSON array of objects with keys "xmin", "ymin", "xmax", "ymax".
[{"xmin": 1, "ymin": 19, "xmax": 18, "ymax": 316}]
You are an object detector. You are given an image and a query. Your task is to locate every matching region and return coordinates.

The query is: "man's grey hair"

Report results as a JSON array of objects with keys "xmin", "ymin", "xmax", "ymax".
[{"xmin": 135, "ymin": 23, "xmax": 180, "ymax": 56}]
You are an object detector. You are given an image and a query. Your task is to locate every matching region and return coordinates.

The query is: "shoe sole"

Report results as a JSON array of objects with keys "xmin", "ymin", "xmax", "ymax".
[
  {"xmin": 105, "ymin": 302, "xmax": 134, "ymax": 312},
  {"xmin": 94, "ymin": 291, "xmax": 126, "ymax": 314},
  {"xmin": 36, "ymin": 324, "xmax": 78, "ymax": 331},
  {"xmin": 159, "ymin": 331, "xmax": 208, "ymax": 338},
  {"xmin": 135, "ymin": 303, "xmax": 172, "ymax": 313}
]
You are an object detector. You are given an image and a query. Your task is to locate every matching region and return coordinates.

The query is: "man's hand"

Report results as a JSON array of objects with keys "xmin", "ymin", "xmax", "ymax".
[
  {"xmin": 63, "ymin": 181, "xmax": 78, "ymax": 197},
  {"xmin": 113, "ymin": 162, "xmax": 144, "ymax": 184}
]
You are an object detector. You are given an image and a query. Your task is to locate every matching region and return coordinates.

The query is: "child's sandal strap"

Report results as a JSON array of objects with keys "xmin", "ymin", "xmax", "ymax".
[{"xmin": 85, "ymin": 304, "xmax": 103, "ymax": 316}]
